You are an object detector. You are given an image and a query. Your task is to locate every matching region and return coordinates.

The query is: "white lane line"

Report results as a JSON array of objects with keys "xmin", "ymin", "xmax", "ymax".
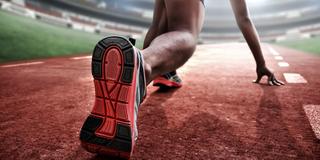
[
  {"xmin": 303, "ymin": 105, "xmax": 320, "ymax": 139},
  {"xmin": 71, "ymin": 56, "xmax": 91, "ymax": 60},
  {"xmin": 268, "ymin": 46, "xmax": 280, "ymax": 56},
  {"xmin": 283, "ymin": 73, "xmax": 307, "ymax": 83},
  {"xmin": 274, "ymin": 56, "xmax": 284, "ymax": 60},
  {"xmin": 1, "ymin": 61, "xmax": 44, "ymax": 68},
  {"xmin": 278, "ymin": 62, "xmax": 290, "ymax": 67}
]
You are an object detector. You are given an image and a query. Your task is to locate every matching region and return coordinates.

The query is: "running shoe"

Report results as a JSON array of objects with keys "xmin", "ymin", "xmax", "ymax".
[
  {"xmin": 153, "ymin": 71, "xmax": 182, "ymax": 88},
  {"xmin": 79, "ymin": 36, "xmax": 146, "ymax": 159}
]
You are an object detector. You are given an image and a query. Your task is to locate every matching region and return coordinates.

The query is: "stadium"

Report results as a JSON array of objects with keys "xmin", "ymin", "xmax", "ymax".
[{"xmin": 0, "ymin": 0, "xmax": 319, "ymax": 159}]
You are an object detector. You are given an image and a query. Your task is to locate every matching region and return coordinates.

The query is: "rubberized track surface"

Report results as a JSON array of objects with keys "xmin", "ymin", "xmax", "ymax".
[{"xmin": 0, "ymin": 44, "xmax": 319, "ymax": 159}]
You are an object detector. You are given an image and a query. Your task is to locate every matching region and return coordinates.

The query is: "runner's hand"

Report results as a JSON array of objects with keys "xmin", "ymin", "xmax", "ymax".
[{"xmin": 253, "ymin": 66, "xmax": 285, "ymax": 86}]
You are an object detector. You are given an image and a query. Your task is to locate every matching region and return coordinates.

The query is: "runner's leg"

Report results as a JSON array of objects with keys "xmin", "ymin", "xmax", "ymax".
[{"xmin": 142, "ymin": 0, "xmax": 205, "ymax": 83}]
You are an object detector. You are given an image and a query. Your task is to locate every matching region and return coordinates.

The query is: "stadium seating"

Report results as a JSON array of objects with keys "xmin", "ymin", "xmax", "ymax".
[{"xmin": 2, "ymin": 0, "xmax": 320, "ymax": 42}]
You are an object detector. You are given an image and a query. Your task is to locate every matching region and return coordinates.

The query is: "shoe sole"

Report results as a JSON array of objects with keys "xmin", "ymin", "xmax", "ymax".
[
  {"xmin": 153, "ymin": 77, "xmax": 182, "ymax": 88},
  {"xmin": 80, "ymin": 36, "xmax": 137, "ymax": 159}
]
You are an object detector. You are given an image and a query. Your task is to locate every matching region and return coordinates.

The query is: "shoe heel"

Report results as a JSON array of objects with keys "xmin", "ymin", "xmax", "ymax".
[
  {"xmin": 80, "ymin": 36, "xmax": 137, "ymax": 159},
  {"xmin": 80, "ymin": 116, "xmax": 132, "ymax": 159}
]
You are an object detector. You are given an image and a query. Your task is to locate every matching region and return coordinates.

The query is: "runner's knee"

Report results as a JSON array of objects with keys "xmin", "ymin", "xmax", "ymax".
[{"xmin": 174, "ymin": 31, "xmax": 197, "ymax": 60}]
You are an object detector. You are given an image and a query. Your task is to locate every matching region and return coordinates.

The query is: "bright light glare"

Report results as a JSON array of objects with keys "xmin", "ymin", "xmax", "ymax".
[{"xmin": 246, "ymin": 0, "xmax": 268, "ymax": 6}]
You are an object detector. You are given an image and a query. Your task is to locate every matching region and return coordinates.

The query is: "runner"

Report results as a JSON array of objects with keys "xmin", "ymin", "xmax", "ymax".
[{"xmin": 153, "ymin": 0, "xmax": 284, "ymax": 88}]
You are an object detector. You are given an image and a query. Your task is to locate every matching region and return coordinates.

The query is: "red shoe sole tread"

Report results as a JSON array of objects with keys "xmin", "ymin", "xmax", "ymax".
[{"xmin": 80, "ymin": 36, "xmax": 138, "ymax": 159}]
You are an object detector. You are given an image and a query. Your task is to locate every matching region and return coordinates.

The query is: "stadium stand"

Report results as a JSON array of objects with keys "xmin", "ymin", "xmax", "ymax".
[{"xmin": 1, "ymin": 0, "xmax": 320, "ymax": 42}]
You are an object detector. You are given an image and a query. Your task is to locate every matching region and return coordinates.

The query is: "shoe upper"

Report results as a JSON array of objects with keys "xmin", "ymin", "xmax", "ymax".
[
  {"xmin": 163, "ymin": 71, "xmax": 182, "ymax": 84},
  {"xmin": 133, "ymin": 47, "xmax": 147, "ymax": 140}
]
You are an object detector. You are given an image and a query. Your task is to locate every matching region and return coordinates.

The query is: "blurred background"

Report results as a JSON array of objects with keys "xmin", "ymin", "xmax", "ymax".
[{"xmin": 0, "ymin": 0, "xmax": 320, "ymax": 62}]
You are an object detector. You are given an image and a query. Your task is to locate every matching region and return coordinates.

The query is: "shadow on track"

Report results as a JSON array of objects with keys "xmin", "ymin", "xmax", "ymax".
[
  {"xmin": 134, "ymin": 87, "xmax": 252, "ymax": 159},
  {"xmin": 84, "ymin": 85, "xmax": 318, "ymax": 159},
  {"xmin": 255, "ymin": 85, "xmax": 307, "ymax": 158},
  {"xmin": 133, "ymin": 84, "xmax": 319, "ymax": 159}
]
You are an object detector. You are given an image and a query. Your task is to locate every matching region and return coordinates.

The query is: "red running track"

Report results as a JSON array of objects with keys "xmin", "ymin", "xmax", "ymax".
[{"xmin": 0, "ymin": 43, "xmax": 319, "ymax": 159}]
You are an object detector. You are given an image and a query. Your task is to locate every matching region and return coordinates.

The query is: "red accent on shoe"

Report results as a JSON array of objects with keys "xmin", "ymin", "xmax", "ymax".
[{"xmin": 153, "ymin": 76, "xmax": 182, "ymax": 88}]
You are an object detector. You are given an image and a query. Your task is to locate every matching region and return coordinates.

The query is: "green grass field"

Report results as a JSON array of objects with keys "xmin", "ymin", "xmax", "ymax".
[
  {"xmin": 275, "ymin": 37, "xmax": 320, "ymax": 56},
  {"xmin": 2, "ymin": 9, "xmax": 318, "ymax": 63},
  {"xmin": 0, "ymin": 10, "xmax": 143, "ymax": 63}
]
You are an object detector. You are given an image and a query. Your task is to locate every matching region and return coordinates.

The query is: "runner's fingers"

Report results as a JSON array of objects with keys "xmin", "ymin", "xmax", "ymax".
[
  {"xmin": 274, "ymin": 78, "xmax": 285, "ymax": 85},
  {"xmin": 268, "ymin": 75, "xmax": 274, "ymax": 86},
  {"xmin": 254, "ymin": 74, "xmax": 263, "ymax": 83},
  {"xmin": 270, "ymin": 75, "xmax": 281, "ymax": 86},
  {"xmin": 272, "ymin": 75, "xmax": 285, "ymax": 86},
  {"xmin": 272, "ymin": 79, "xmax": 281, "ymax": 86}
]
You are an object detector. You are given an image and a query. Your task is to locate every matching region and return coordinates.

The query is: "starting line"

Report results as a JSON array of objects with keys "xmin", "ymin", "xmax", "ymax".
[
  {"xmin": 71, "ymin": 56, "xmax": 92, "ymax": 60},
  {"xmin": 1, "ymin": 61, "xmax": 44, "ymax": 68},
  {"xmin": 283, "ymin": 73, "xmax": 307, "ymax": 83},
  {"xmin": 303, "ymin": 105, "xmax": 320, "ymax": 139},
  {"xmin": 268, "ymin": 46, "xmax": 280, "ymax": 56},
  {"xmin": 274, "ymin": 56, "xmax": 284, "ymax": 60},
  {"xmin": 278, "ymin": 62, "xmax": 290, "ymax": 67}
]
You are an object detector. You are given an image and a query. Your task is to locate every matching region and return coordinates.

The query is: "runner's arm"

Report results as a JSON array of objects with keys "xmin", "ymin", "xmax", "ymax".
[{"xmin": 229, "ymin": 0, "xmax": 284, "ymax": 85}]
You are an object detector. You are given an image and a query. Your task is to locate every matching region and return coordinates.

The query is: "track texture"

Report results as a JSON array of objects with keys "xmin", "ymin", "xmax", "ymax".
[{"xmin": 0, "ymin": 44, "xmax": 319, "ymax": 159}]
